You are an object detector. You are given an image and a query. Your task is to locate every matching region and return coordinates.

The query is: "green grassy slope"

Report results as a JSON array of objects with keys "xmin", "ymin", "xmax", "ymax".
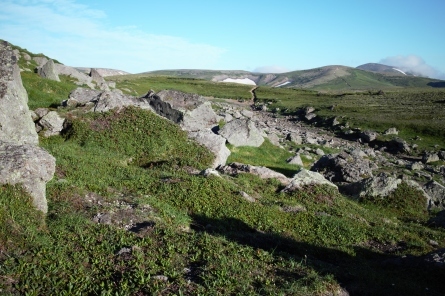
[
  {"xmin": 111, "ymin": 74, "xmax": 254, "ymax": 100},
  {"xmin": 1, "ymin": 41, "xmax": 444, "ymax": 294},
  {"xmin": 271, "ymin": 67, "xmax": 442, "ymax": 90},
  {"xmin": 1, "ymin": 107, "xmax": 444, "ymax": 295}
]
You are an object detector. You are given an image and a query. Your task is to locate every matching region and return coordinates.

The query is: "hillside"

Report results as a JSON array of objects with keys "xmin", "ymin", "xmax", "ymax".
[
  {"xmin": 1, "ymin": 40, "xmax": 445, "ymax": 295},
  {"xmin": 140, "ymin": 65, "xmax": 444, "ymax": 91},
  {"xmin": 356, "ymin": 63, "xmax": 412, "ymax": 76}
]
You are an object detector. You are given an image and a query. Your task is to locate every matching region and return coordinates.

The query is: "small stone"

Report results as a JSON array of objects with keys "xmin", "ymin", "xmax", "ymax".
[
  {"xmin": 152, "ymin": 275, "xmax": 168, "ymax": 282},
  {"xmin": 200, "ymin": 168, "xmax": 221, "ymax": 178},
  {"xmin": 384, "ymin": 127, "xmax": 399, "ymax": 135},
  {"xmin": 240, "ymin": 191, "xmax": 256, "ymax": 202},
  {"xmin": 315, "ymin": 148, "xmax": 325, "ymax": 156},
  {"xmin": 410, "ymin": 162, "xmax": 424, "ymax": 171},
  {"xmin": 423, "ymin": 152, "xmax": 440, "ymax": 164}
]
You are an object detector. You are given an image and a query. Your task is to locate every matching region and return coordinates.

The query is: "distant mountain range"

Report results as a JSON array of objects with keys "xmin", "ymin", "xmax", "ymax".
[
  {"xmin": 75, "ymin": 67, "xmax": 130, "ymax": 77},
  {"xmin": 356, "ymin": 63, "xmax": 413, "ymax": 76},
  {"xmin": 6, "ymin": 36, "xmax": 441, "ymax": 91},
  {"xmin": 141, "ymin": 63, "xmax": 444, "ymax": 90}
]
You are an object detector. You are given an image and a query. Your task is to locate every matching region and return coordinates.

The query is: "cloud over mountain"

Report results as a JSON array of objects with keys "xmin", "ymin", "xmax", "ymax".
[{"xmin": 380, "ymin": 55, "xmax": 445, "ymax": 79}]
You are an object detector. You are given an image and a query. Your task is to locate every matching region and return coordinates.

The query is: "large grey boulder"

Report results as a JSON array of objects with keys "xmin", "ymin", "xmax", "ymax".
[
  {"xmin": 0, "ymin": 42, "xmax": 38, "ymax": 145},
  {"xmin": 144, "ymin": 90, "xmax": 219, "ymax": 132},
  {"xmin": 189, "ymin": 131, "xmax": 230, "ymax": 168},
  {"xmin": 219, "ymin": 118, "xmax": 264, "ymax": 147},
  {"xmin": 311, "ymin": 151, "xmax": 374, "ymax": 183},
  {"xmin": 39, "ymin": 111, "xmax": 65, "ymax": 137},
  {"xmin": 38, "ymin": 59, "xmax": 60, "ymax": 82},
  {"xmin": 423, "ymin": 181, "xmax": 445, "ymax": 210},
  {"xmin": 281, "ymin": 169, "xmax": 338, "ymax": 193},
  {"xmin": 90, "ymin": 68, "xmax": 110, "ymax": 91},
  {"xmin": 218, "ymin": 162, "xmax": 290, "ymax": 185},
  {"xmin": 0, "ymin": 41, "xmax": 56, "ymax": 213},
  {"xmin": 66, "ymin": 87, "xmax": 103, "ymax": 106},
  {"xmin": 181, "ymin": 102, "xmax": 219, "ymax": 132},
  {"xmin": 0, "ymin": 143, "xmax": 55, "ymax": 212}
]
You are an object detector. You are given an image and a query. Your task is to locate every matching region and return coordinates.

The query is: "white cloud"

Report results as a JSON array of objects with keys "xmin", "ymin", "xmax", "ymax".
[
  {"xmin": 380, "ymin": 55, "xmax": 445, "ymax": 80},
  {"xmin": 253, "ymin": 65, "xmax": 290, "ymax": 73},
  {"xmin": 0, "ymin": 0, "xmax": 226, "ymax": 73}
]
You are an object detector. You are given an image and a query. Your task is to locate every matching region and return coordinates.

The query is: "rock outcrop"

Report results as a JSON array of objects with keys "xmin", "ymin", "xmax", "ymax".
[
  {"xmin": 346, "ymin": 173, "xmax": 402, "ymax": 198},
  {"xmin": 64, "ymin": 87, "xmax": 152, "ymax": 112},
  {"xmin": 141, "ymin": 90, "xmax": 227, "ymax": 167},
  {"xmin": 0, "ymin": 42, "xmax": 38, "ymax": 145},
  {"xmin": 0, "ymin": 41, "xmax": 55, "ymax": 213},
  {"xmin": 311, "ymin": 151, "xmax": 374, "ymax": 183},
  {"xmin": 94, "ymin": 91, "xmax": 152, "ymax": 112}
]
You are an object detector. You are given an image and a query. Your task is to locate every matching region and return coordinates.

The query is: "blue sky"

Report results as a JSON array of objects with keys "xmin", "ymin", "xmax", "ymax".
[{"xmin": 1, "ymin": 0, "xmax": 444, "ymax": 78}]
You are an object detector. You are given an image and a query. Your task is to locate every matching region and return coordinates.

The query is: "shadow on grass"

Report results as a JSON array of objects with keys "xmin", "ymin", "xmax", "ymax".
[
  {"xmin": 266, "ymin": 166, "xmax": 298, "ymax": 178},
  {"xmin": 427, "ymin": 82, "xmax": 445, "ymax": 88},
  {"xmin": 191, "ymin": 214, "xmax": 445, "ymax": 296}
]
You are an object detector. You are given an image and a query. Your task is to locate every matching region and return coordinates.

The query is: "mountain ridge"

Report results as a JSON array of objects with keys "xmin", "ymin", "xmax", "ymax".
[{"xmin": 137, "ymin": 64, "xmax": 444, "ymax": 90}]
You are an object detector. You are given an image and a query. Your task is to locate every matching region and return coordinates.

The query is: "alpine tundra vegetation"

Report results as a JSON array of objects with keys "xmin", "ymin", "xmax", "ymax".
[{"xmin": 1, "ymin": 40, "xmax": 445, "ymax": 296}]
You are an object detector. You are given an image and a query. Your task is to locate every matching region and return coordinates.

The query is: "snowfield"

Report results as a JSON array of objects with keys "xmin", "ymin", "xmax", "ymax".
[
  {"xmin": 222, "ymin": 78, "xmax": 256, "ymax": 85},
  {"xmin": 275, "ymin": 81, "xmax": 291, "ymax": 87}
]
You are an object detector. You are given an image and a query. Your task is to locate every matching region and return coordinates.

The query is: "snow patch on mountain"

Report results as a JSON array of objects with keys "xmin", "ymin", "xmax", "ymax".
[
  {"xmin": 392, "ymin": 68, "xmax": 407, "ymax": 75},
  {"xmin": 222, "ymin": 78, "xmax": 256, "ymax": 85},
  {"xmin": 275, "ymin": 81, "xmax": 291, "ymax": 87}
]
